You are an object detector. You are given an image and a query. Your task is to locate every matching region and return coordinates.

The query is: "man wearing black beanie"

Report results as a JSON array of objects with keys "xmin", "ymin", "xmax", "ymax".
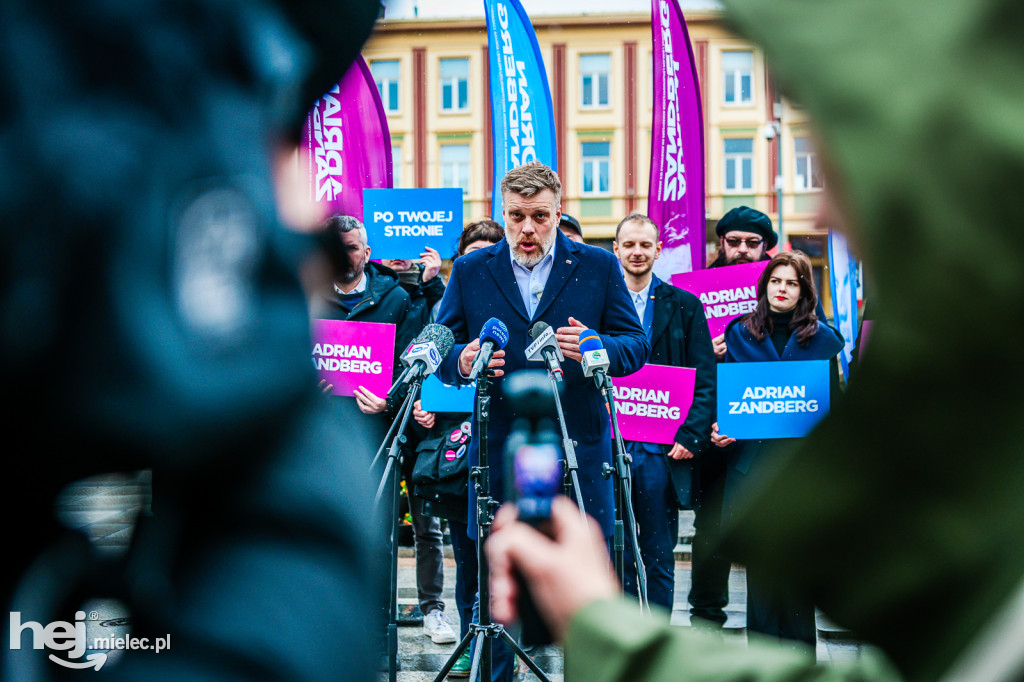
[{"xmin": 708, "ymin": 205, "xmax": 777, "ymax": 268}]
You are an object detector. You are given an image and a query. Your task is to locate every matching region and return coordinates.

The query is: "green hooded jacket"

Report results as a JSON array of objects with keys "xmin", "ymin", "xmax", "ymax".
[{"xmin": 566, "ymin": 0, "xmax": 1024, "ymax": 680}]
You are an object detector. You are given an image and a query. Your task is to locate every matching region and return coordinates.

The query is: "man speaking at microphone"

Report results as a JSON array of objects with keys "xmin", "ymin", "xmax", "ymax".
[{"xmin": 435, "ymin": 161, "xmax": 649, "ymax": 680}]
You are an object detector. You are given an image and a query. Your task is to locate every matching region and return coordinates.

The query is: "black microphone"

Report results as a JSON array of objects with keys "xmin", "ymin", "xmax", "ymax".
[
  {"xmin": 388, "ymin": 324, "xmax": 455, "ymax": 398},
  {"xmin": 468, "ymin": 317, "xmax": 509, "ymax": 381},
  {"xmin": 525, "ymin": 321, "xmax": 564, "ymax": 380}
]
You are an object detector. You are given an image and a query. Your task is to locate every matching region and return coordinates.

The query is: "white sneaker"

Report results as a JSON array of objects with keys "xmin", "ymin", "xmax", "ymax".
[{"xmin": 422, "ymin": 609, "xmax": 457, "ymax": 644}]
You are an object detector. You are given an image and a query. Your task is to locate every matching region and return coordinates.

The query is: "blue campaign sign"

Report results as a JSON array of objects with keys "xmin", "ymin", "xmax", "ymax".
[
  {"xmin": 420, "ymin": 375, "xmax": 476, "ymax": 413},
  {"xmin": 362, "ymin": 188, "xmax": 463, "ymax": 259},
  {"xmin": 717, "ymin": 360, "xmax": 830, "ymax": 439},
  {"xmin": 828, "ymin": 229, "xmax": 859, "ymax": 381}
]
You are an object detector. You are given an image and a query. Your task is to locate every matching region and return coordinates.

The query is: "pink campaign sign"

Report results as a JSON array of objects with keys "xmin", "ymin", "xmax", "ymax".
[
  {"xmin": 671, "ymin": 260, "xmax": 769, "ymax": 338},
  {"xmin": 311, "ymin": 320, "xmax": 395, "ymax": 398},
  {"xmin": 613, "ymin": 364, "xmax": 696, "ymax": 445}
]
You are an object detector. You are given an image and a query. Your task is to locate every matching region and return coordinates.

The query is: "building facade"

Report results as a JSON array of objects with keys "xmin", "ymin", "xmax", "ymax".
[{"xmin": 362, "ymin": 8, "xmax": 828, "ymax": 285}]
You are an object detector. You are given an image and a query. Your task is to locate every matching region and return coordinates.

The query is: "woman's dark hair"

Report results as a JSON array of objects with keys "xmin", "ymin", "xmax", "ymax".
[
  {"xmin": 456, "ymin": 219, "xmax": 504, "ymax": 257},
  {"xmin": 741, "ymin": 250, "xmax": 820, "ymax": 347}
]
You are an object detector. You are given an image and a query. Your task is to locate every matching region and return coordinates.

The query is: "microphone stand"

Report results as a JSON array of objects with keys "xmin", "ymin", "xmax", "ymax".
[
  {"xmin": 372, "ymin": 375, "xmax": 423, "ymax": 682},
  {"xmin": 368, "ymin": 368, "xmax": 421, "ymax": 471},
  {"xmin": 433, "ymin": 369, "xmax": 551, "ymax": 682},
  {"xmin": 543, "ymin": 366, "xmax": 589, "ymax": 524},
  {"xmin": 595, "ymin": 371, "xmax": 650, "ymax": 614}
]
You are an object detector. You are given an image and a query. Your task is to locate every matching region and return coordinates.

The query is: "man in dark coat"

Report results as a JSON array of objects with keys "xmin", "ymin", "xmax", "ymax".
[
  {"xmin": 313, "ymin": 214, "xmax": 455, "ymax": 658},
  {"xmin": 312, "ymin": 214, "xmax": 420, "ymax": 418},
  {"xmin": 379, "ymin": 248, "xmax": 458, "ymax": 644},
  {"xmin": 707, "ymin": 205, "xmax": 776, "ymax": 269},
  {"xmin": 612, "ymin": 213, "xmax": 716, "ymax": 614},
  {"xmin": 435, "ymin": 161, "xmax": 649, "ymax": 681}
]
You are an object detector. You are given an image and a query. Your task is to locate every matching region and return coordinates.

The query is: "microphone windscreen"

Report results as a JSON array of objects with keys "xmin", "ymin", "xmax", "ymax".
[
  {"xmin": 417, "ymin": 323, "xmax": 455, "ymax": 359},
  {"xmin": 578, "ymin": 329, "xmax": 603, "ymax": 354},
  {"xmin": 480, "ymin": 318, "xmax": 510, "ymax": 349},
  {"xmin": 529, "ymin": 321, "xmax": 551, "ymax": 339}
]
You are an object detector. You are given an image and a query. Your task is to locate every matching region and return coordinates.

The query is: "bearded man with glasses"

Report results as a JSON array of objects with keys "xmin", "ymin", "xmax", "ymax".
[{"xmin": 708, "ymin": 206, "xmax": 777, "ymax": 268}]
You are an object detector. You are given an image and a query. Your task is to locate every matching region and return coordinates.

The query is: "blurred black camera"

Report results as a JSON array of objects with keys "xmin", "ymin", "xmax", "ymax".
[{"xmin": 503, "ymin": 371, "xmax": 563, "ymax": 645}]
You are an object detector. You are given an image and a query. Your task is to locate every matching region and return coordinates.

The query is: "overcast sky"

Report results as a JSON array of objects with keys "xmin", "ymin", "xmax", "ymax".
[{"xmin": 382, "ymin": 0, "xmax": 722, "ymax": 20}]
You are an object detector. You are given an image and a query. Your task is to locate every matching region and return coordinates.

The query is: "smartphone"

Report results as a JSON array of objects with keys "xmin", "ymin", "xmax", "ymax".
[
  {"xmin": 505, "ymin": 422, "xmax": 562, "ymax": 646},
  {"xmin": 509, "ymin": 440, "xmax": 562, "ymax": 526}
]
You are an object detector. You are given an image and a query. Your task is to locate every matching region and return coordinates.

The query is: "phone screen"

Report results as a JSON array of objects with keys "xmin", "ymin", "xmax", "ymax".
[{"xmin": 511, "ymin": 442, "xmax": 562, "ymax": 525}]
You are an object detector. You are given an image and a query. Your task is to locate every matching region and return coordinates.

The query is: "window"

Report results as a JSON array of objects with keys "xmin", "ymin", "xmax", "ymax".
[
  {"xmin": 391, "ymin": 144, "xmax": 402, "ymax": 189},
  {"xmin": 793, "ymin": 136, "xmax": 823, "ymax": 191},
  {"xmin": 581, "ymin": 141, "xmax": 611, "ymax": 195},
  {"xmin": 723, "ymin": 138, "xmax": 754, "ymax": 192},
  {"xmin": 440, "ymin": 144, "xmax": 471, "ymax": 196},
  {"xmin": 440, "ymin": 58, "xmax": 470, "ymax": 113},
  {"xmin": 722, "ymin": 51, "xmax": 753, "ymax": 105},
  {"xmin": 580, "ymin": 54, "xmax": 611, "ymax": 109},
  {"xmin": 371, "ymin": 60, "xmax": 400, "ymax": 113}
]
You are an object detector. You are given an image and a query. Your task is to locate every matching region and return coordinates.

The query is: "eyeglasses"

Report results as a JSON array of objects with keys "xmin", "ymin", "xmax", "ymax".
[{"xmin": 724, "ymin": 236, "xmax": 763, "ymax": 249}]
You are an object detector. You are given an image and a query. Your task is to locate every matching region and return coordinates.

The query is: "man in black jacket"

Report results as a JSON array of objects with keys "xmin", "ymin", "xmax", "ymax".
[
  {"xmin": 313, "ymin": 214, "xmax": 460, "ymax": 652},
  {"xmin": 612, "ymin": 213, "xmax": 716, "ymax": 614},
  {"xmin": 313, "ymin": 214, "xmax": 419, "ymax": 417},
  {"xmin": 379, "ymin": 248, "xmax": 458, "ymax": 644},
  {"xmin": 707, "ymin": 206, "xmax": 776, "ymax": 359}
]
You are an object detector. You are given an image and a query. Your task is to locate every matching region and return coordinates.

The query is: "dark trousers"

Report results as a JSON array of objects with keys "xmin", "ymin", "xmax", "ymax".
[
  {"xmin": 402, "ymin": 453, "xmax": 445, "ymax": 614},
  {"xmin": 688, "ymin": 451, "xmax": 731, "ymax": 625},
  {"xmin": 621, "ymin": 450, "xmax": 679, "ymax": 613},
  {"xmin": 469, "ymin": 540, "xmax": 515, "ymax": 682},
  {"xmin": 448, "ymin": 519, "xmax": 477, "ymax": 640},
  {"xmin": 724, "ymin": 442, "xmax": 814, "ymax": 647},
  {"xmin": 746, "ymin": 571, "xmax": 817, "ymax": 648}
]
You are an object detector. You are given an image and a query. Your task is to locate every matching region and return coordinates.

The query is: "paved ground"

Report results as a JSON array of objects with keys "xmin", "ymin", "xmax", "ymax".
[{"xmin": 53, "ymin": 472, "xmax": 870, "ymax": 680}]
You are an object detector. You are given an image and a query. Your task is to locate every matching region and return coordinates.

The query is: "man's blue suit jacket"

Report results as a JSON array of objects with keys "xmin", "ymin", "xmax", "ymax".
[{"xmin": 435, "ymin": 230, "xmax": 650, "ymax": 538}]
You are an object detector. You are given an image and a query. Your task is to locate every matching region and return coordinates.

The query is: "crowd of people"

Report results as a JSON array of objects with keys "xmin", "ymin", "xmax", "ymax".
[
  {"xmin": 9, "ymin": 0, "xmax": 1024, "ymax": 679},
  {"xmin": 313, "ymin": 156, "xmax": 857, "ymax": 679}
]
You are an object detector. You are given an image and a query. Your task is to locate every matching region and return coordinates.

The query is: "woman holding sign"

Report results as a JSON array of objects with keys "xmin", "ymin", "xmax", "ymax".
[{"xmin": 711, "ymin": 250, "xmax": 843, "ymax": 649}]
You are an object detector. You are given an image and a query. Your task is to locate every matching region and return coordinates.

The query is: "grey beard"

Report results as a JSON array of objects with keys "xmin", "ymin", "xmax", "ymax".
[{"xmin": 510, "ymin": 233, "xmax": 556, "ymax": 268}]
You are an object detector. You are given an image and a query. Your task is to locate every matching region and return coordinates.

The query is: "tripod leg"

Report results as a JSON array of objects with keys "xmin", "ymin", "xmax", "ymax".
[
  {"xmin": 621, "ymin": 482, "xmax": 650, "ymax": 613},
  {"xmin": 468, "ymin": 629, "xmax": 486, "ymax": 682},
  {"xmin": 432, "ymin": 630, "xmax": 475, "ymax": 682},
  {"xmin": 498, "ymin": 629, "xmax": 552, "ymax": 682}
]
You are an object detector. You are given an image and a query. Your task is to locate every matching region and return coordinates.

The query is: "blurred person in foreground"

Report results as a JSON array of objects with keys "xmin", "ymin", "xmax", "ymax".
[
  {"xmin": 486, "ymin": 0, "xmax": 1024, "ymax": 678},
  {"xmin": 1, "ymin": 0, "xmax": 383, "ymax": 679}
]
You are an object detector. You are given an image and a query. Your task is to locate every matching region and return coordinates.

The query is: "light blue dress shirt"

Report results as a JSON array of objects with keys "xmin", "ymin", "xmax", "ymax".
[
  {"xmin": 628, "ymin": 279, "xmax": 653, "ymax": 325},
  {"xmin": 510, "ymin": 242, "xmax": 556, "ymax": 319}
]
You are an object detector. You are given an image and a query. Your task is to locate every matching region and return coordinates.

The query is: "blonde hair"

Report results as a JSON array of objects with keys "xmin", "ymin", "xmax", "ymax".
[{"xmin": 500, "ymin": 161, "xmax": 562, "ymax": 207}]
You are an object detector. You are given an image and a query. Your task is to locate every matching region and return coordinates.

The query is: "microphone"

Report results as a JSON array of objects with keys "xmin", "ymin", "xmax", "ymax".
[
  {"xmin": 579, "ymin": 329, "xmax": 610, "ymax": 379},
  {"xmin": 468, "ymin": 317, "xmax": 509, "ymax": 381},
  {"xmin": 525, "ymin": 321, "xmax": 564, "ymax": 380},
  {"xmin": 390, "ymin": 324, "xmax": 455, "ymax": 397}
]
